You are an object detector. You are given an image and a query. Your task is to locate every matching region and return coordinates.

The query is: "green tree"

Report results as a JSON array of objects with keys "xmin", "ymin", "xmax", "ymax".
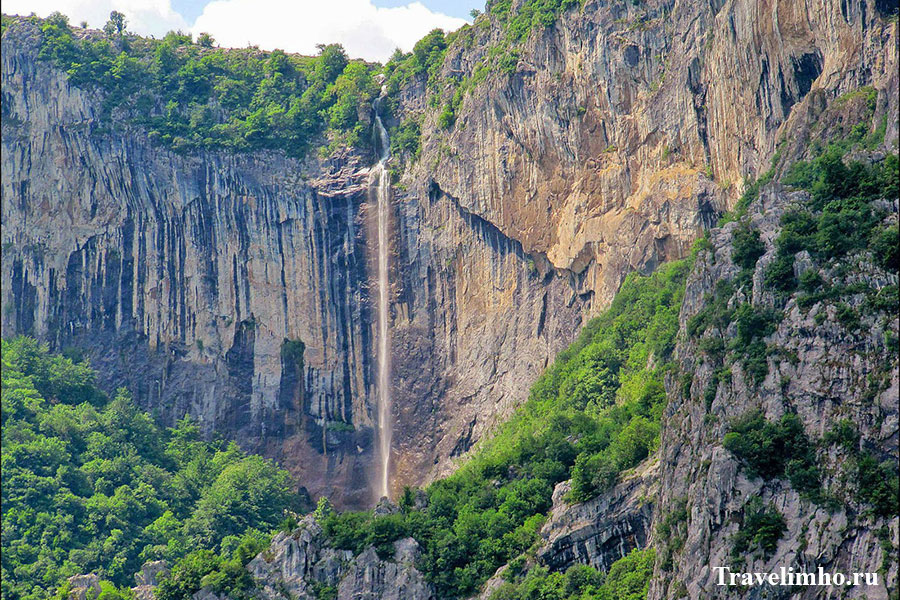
[{"xmin": 103, "ymin": 11, "xmax": 127, "ymax": 37}]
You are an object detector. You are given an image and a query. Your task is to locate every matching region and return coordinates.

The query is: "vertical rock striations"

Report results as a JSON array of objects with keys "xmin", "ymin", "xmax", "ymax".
[
  {"xmin": 2, "ymin": 0, "xmax": 898, "ymax": 508},
  {"xmin": 1, "ymin": 24, "xmax": 377, "ymax": 506}
]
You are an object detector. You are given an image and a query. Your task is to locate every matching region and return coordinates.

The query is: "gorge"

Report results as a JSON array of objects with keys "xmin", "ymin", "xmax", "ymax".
[{"xmin": 1, "ymin": 0, "xmax": 898, "ymax": 598}]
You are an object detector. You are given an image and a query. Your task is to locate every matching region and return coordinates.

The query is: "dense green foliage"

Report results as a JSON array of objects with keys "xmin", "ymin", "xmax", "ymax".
[
  {"xmin": 155, "ymin": 533, "xmax": 270, "ymax": 600},
  {"xmin": 0, "ymin": 338, "xmax": 303, "ymax": 599},
  {"xmin": 768, "ymin": 150, "xmax": 899, "ymax": 292},
  {"xmin": 380, "ymin": 0, "xmax": 582, "ymax": 135},
  {"xmin": 390, "ymin": 118, "xmax": 422, "ymax": 159},
  {"xmin": 16, "ymin": 0, "xmax": 588, "ymax": 158},
  {"xmin": 730, "ymin": 223, "xmax": 765, "ymax": 270},
  {"xmin": 723, "ymin": 411, "xmax": 821, "ymax": 499},
  {"xmin": 687, "ymin": 279, "xmax": 781, "ymax": 385},
  {"xmin": 723, "ymin": 409, "xmax": 898, "ymax": 519},
  {"xmin": 824, "ymin": 421, "xmax": 899, "ymax": 518},
  {"xmin": 855, "ymin": 452, "xmax": 899, "ymax": 519},
  {"xmin": 488, "ymin": 548, "xmax": 655, "ymax": 600},
  {"xmin": 488, "ymin": 0, "xmax": 581, "ymax": 45},
  {"xmin": 320, "ymin": 260, "xmax": 689, "ymax": 598},
  {"xmin": 382, "ymin": 29, "xmax": 448, "ymax": 99},
  {"xmin": 730, "ymin": 498, "xmax": 786, "ymax": 560},
  {"xmin": 19, "ymin": 13, "xmax": 379, "ymax": 155},
  {"xmin": 771, "ymin": 149, "xmax": 898, "ymax": 346}
]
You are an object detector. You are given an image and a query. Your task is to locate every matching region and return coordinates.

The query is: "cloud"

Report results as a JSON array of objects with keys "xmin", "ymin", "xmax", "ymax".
[
  {"xmin": 191, "ymin": 0, "xmax": 467, "ymax": 62},
  {"xmin": 3, "ymin": 0, "xmax": 466, "ymax": 63},
  {"xmin": 3, "ymin": 0, "xmax": 189, "ymax": 36}
]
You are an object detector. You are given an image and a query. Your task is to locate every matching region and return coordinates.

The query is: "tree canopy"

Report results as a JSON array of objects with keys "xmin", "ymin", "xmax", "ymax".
[{"xmin": 0, "ymin": 337, "xmax": 304, "ymax": 599}]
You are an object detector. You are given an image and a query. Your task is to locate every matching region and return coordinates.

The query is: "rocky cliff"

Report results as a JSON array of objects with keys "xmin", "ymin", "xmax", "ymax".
[
  {"xmin": 0, "ymin": 19, "xmax": 588, "ymax": 507},
  {"xmin": 12, "ymin": 0, "xmax": 895, "ymax": 596},
  {"xmin": 1, "ymin": 22, "xmax": 382, "ymax": 506},
  {"xmin": 205, "ymin": 141, "xmax": 897, "ymax": 599},
  {"xmin": 387, "ymin": 0, "xmax": 899, "ymax": 486},
  {"xmin": 1, "ymin": 0, "xmax": 897, "ymax": 522},
  {"xmin": 240, "ymin": 514, "xmax": 435, "ymax": 600},
  {"xmin": 649, "ymin": 183, "xmax": 899, "ymax": 597}
]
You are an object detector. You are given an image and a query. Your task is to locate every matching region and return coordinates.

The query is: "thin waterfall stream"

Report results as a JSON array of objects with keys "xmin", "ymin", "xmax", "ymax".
[{"xmin": 371, "ymin": 94, "xmax": 392, "ymax": 500}]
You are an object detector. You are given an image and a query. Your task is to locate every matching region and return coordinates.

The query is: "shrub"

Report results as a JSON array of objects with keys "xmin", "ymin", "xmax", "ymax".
[
  {"xmin": 723, "ymin": 412, "xmax": 820, "ymax": 497},
  {"xmin": 390, "ymin": 118, "xmax": 422, "ymax": 158},
  {"xmin": 488, "ymin": 548, "xmax": 654, "ymax": 600},
  {"xmin": 798, "ymin": 269, "xmax": 823, "ymax": 292},
  {"xmin": 731, "ymin": 224, "xmax": 766, "ymax": 270},
  {"xmin": 776, "ymin": 211, "xmax": 817, "ymax": 254},
  {"xmin": 870, "ymin": 225, "xmax": 899, "ymax": 271},
  {"xmin": 686, "ymin": 280, "xmax": 735, "ymax": 338},
  {"xmin": 867, "ymin": 284, "xmax": 898, "ymax": 313},
  {"xmin": 731, "ymin": 498, "xmax": 786, "ymax": 559},
  {"xmin": 835, "ymin": 303, "xmax": 860, "ymax": 331},
  {"xmin": 823, "ymin": 420, "xmax": 860, "ymax": 451},
  {"xmin": 732, "ymin": 303, "xmax": 779, "ymax": 347},
  {"xmin": 764, "ymin": 253, "xmax": 796, "ymax": 292},
  {"xmin": 856, "ymin": 453, "xmax": 899, "ymax": 518},
  {"xmin": 780, "ymin": 150, "xmax": 898, "ymax": 266},
  {"xmin": 698, "ymin": 337, "xmax": 725, "ymax": 361}
]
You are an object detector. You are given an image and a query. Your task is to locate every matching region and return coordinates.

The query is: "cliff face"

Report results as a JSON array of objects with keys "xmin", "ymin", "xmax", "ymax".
[
  {"xmin": 649, "ymin": 180, "xmax": 898, "ymax": 599},
  {"xmin": 413, "ymin": 0, "xmax": 898, "ymax": 302},
  {"xmin": 2, "ymin": 0, "xmax": 897, "ymax": 514},
  {"xmin": 0, "ymin": 21, "xmax": 587, "ymax": 507},
  {"xmin": 2, "ymin": 25, "xmax": 379, "ymax": 506},
  {"xmin": 389, "ymin": 0, "xmax": 898, "ymax": 482}
]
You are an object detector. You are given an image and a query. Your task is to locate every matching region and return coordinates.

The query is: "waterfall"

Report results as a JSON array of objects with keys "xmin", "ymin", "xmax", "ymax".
[{"xmin": 371, "ymin": 95, "xmax": 392, "ymax": 500}]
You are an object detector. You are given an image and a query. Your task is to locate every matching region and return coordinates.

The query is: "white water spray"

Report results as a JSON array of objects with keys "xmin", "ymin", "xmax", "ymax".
[{"xmin": 371, "ymin": 95, "xmax": 392, "ymax": 500}]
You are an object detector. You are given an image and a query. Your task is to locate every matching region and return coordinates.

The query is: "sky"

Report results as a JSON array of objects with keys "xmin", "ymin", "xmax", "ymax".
[{"xmin": 2, "ymin": 0, "xmax": 485, "ymax": 62}]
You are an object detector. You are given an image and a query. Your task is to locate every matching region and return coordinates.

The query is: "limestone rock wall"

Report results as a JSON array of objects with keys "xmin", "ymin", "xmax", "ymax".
[
  {"xmin": 246, "ymin": 516, "xmax": 435, "ymax": 600},
  {"xmin": 412, "ymin": 0, "xmax": 897, "ymax": 306},
  {"xmin": 649, "ymin": 183, "xmax": 899, "ymax": 599},
  {"xmin": 0, "ymin": 21, "xmax": 587, "ymax": 505},
  {"xmin": 383, "ymin": 0, "xmax": 897, "ymax": 480},
  {"xmin": 1, "ymin": 24, "xmax": 377, "ymax": 506},
  {"xmin": 2, "ymin": 0, "xmax": 897, "ymax": 508}
]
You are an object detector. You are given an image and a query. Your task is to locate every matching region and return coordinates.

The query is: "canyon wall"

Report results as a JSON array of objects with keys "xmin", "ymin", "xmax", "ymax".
[
  {"xmin": 388, "ymin": 0, "xmax": 898, "ymax": 483},
  {"xmin": 0, "ymin": 21, "xmax": 589, "ymax": 507},
  {"xmin": 2, "ymin": 0, "xmax": 898, "ymax": 510},
  {"xmin": 1, "ymin": 24, "xmax": 381, "ymax": 506}
]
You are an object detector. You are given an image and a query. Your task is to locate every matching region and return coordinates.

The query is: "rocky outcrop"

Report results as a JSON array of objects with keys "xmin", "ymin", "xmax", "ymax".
[
  {"xmin": 336, "ymin": 540, "xmax": 434, "ymax": 600},
  {"xmin": 2, "ymin": 21, "xmax": 381, "ymax": 506},
  {"xmin": 539, "ymin": 460, "xmax": 658, "ymax": 573},
  {"xmin": 235, "ymin": 515, "xmax": 434, "ymax": 600},
  {"xmin": 648, "ymin": 180, "xmax": 899, "ymax": 599},
  {"xmin": 66, "ymin": 574, "xmax": 101, "ymax": 600},
  {"xmin": 246, "ymin": 518, "xmax": 352, "ymax": 598},
  {"xmin": 132, "ymin": 561, "xmax": 169, "ymax": 600}
]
